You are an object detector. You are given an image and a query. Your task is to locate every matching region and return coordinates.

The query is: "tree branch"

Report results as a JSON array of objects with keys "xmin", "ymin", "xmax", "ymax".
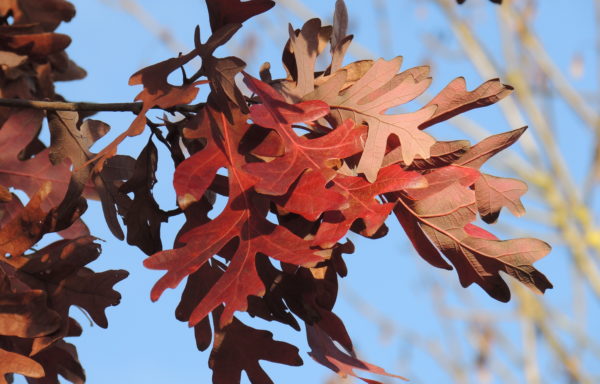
[{"xmin": 0, "ymin": 98, "xmax": 204, "ymax": 113}]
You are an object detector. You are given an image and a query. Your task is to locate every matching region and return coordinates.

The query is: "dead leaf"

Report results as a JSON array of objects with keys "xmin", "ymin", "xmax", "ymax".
[
  {"xmin": 0, "ymin": 110, "xmax": 71, "ymax": 212},
  {"xmin": 307, "ymin": 324, "xmax": 407, "ymax": 384},
  {"xmin": 0, "ymin": 348, "xmax": 45, "ymax": 384},
  {"xmin": 119, "ymin": 140, "xmax": 166, "ymax": 255},
  {"xmin": 48, "ymin": 111, "xmax": 135, "ymax": 239},
  {"xmin": 209, "ymin": 310, "xmax": 303, "ymax": 384},
  {"xmin": 204, "ymin": 0, "xmax": 275, "ymax": 32}
]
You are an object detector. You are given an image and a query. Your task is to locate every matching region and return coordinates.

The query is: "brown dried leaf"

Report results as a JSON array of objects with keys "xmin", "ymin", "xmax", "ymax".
[
  {"xmin": 119, "ymin": 140, "xmax": 166, "ymax": 255},
  {"xmin": 48, "ymin": 111, "xmax": 135, "ymax": 239},
  {"xmin": 204, "ymin": 0, "xmax": 274, "ymax": 32},
  {"xmin": 209, "ymin": 311, "xmax": 303, "ymax": 384},
  {"xmin": 11, "ymin": 237, "xmax": 128, "ymax": 354},
  {"xmin": 0, "ymin": 110, "xmax": 71, "ymax": 212},
  {"xmin": 307, "ymin": 324, "xmax": 407, "ymax": 384},
  {"xmin": 94, "ymin": 50, "xmax": 201, "ymax": 169},
  {"xmin": 0, "ymin": 182, "xmax": 55, "ymax": 257},
  {"xmin": 0, "ymin": 30, "xmax": 71, "ymax": 57},
  {"xmin": 0, "ymin": 289, "xmax": 60, "ymax": 338},
  {"xmin": 0, "ymin": 348, "xmax": 44, "ymax": 384},
  {"xmin": 28, "ymin": 341, "xmax": 85, "ymax": 384}
]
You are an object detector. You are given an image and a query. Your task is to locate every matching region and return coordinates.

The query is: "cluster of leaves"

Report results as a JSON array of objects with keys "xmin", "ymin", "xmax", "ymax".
[
  {"xmin": 138, "ymin": 1, "xmax": 548, "ymax": 383},
  {"xmin": 0, "ymin": 0, "xmax": 550, "ymax": 383},
  {"xmin": 0, "ymin": 2, "xmax": 128, "ymax": 383}
]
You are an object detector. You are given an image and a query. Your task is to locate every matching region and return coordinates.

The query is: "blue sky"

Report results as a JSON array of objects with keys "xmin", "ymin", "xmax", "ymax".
[{"xmin": 13, "ymin": 1, "xmax": 599, "ymax": 383}]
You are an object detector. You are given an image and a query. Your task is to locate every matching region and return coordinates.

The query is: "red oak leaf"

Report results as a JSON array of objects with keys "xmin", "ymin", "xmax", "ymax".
[
  {"xmin": 145, "ymin": 105, "xmax": 323, "ymax": 328},
  {"xmin": 270, "ymin": 19, "xmax": 515, "ymax": 183},
  {"xmin": 272, "ymin": 170, "xmax": 349, "ymax": 222},
  {"xmin": 403, "ymin": 165, "xmax": 480, "ymax": 201},
  {"xmin": 313, "ymin": 165, "xmax": 426, "ymax": 248},
  {"xmin": 243, "ymin": 74, "xmax": 367, "ymax": 221}
]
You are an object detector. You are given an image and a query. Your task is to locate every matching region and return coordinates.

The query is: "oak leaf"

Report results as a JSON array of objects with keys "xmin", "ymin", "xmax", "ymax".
[
  {"xmin": 419, "ymin": 77, "xmax": 513, "ymax": 129},
  {"xmin": 95, "ymin": 23, "xmax": 245, "ymax": 168},
  {"xmin": 307, "ymin": 324, "xmax": 407, "ymax": 384},
  {"xmin": 0, "ymin": 110, "xmax": 71, "ymax": 212},
  {"xmin": 308, "ymin": 57, "xmax": 437, "ymax": 181},
  {"xmin": 93, "ymin": 50, "xmax": 202, "ymax": 169},
  {"xmin": 28, "ymin": 341, "xmax": 85, "ymax": 384},
  {"xmin": 455, "ymin": 127, "xmax": 528, "ymax": 222},
  {"xmin": 209, "ymin": 310, "xmax": 303, "ymax": 384},
  {"xmin": 118, "ymin": 140, "xmax": 166, "ymax": 255},
  {"xmin": 0, "ymin": 348, "xmax": 44, "ymax": 384},
  {"xmin": 382, "ymin": 139, "xmax": 470, "ymax": 169},
  {"xmin": 244, "ymin": 74, "xmax": 366, "ymax": 220},
  {"xmin": 0, "ymin": 289, "xmax": 60, "ymax": 338},
  {"xmin": 313, "ymin": 165, "xmax": 426, "ymax": 248},
  {"xmin": 0, "ymin": 182, "xmax": 85, "ymax": 257},
  {"xmin": 0, "ymin": 29, "xmax": 71, "ymax": 58},
  {"xmin": 4, "ymin": 236, "xmax": 128, "ymax": 354},
  {"xmin": 204, "ymin": 0, "xmax": 275, "ymax": 32},
  {"xmin": 0, "ymin": 0, "xmax": 75, "ymax": 30},
  {"xmin": 48, "ymin": 111, "xmax": 135, "ymax": 239},
  {"xmin": 146, "ymin": 105, "xmax": 323, "ymax": 328},
  {"xmin": 393, "ymin": 180, "xmax": 551, "ymax": 302}
]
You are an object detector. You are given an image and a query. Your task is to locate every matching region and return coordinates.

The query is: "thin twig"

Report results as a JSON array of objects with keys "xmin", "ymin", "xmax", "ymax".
[{"xmin": 0, "ymin": 98, "xmax": 204, "ymax": 113}]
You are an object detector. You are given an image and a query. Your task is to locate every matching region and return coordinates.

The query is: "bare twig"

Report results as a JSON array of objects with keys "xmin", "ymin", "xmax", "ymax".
[{"xmin": 0, "ymin": 98, "xmax": 204, "ymax": 113}]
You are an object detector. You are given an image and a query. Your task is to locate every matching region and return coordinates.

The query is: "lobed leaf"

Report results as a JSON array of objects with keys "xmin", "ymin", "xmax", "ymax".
[
  {"xmin": 209, "ymin": 311, "xmax": 303, "ymax": 384},
  {"xmin": 392, "ymin": 181, "xmax": 552, "ymax": 301},
  {"xmin": 307, "ymin": 324, "xmax": 407, "ymax": 384},
  {"xmin": 0, "ymin": 348, "xmax": 45, "ymax": 384},
  {"xmin": 146, "ymin": 105, "xmax": 323, "ymax": 328},
  {"xmin": 205, "ymin": 0, "xmax": 275, "ymax": 32}
]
